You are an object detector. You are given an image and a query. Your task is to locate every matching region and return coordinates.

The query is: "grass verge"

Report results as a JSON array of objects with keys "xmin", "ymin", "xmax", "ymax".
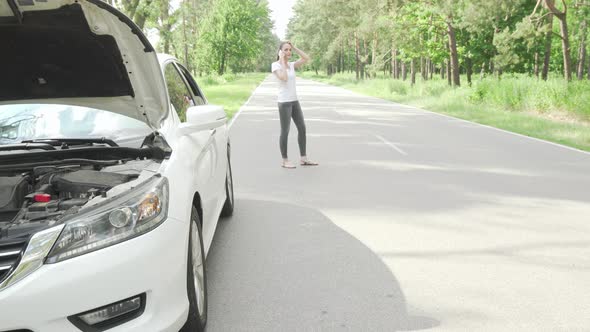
[
  {"xmin": 198, "ymin": 72, "xmax": 267, "ymax": 119},
  {"xmin": 299, "ymin": 72, "xmax": 590, "ymax": 152}
]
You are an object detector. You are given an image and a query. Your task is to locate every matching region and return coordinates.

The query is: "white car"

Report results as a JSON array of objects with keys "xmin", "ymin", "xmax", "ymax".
[{"xmin": 0, "ymin": 1, "xmax": 234, "ymax": 331}]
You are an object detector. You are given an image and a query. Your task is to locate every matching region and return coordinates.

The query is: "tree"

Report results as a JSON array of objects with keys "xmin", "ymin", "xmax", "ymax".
[
  {"xmin": 198, "ymin": 0, "xmax": 269, "ymax": 75},
  {"xmin": 540, "ymin": 0, "xmax": 573, "ymax": 80}
]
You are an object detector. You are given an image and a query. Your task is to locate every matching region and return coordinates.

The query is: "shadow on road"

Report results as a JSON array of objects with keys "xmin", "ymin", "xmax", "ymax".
[{"xmin": 206, "ymin": 198, "xmax": 439, "ymax": 331}]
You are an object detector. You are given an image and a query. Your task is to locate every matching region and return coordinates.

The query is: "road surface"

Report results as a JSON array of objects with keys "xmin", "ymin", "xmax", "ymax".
[{"xmin": 206, "ymin": 76, "xmax": 590, "ymax": 331}]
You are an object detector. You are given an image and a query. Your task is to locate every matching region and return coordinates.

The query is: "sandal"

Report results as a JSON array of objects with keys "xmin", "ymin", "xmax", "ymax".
[
  {"xmin": 300, "ymin": 160, "xmax": 319, "ymax": 166},
  {"xmin": 282, "ymin": 161, "xmax": 296, "ymax": 169}
]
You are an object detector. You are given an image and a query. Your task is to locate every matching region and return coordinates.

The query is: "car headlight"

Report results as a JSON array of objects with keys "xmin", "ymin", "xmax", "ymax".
[{"xmin": 45, "ymin": 175, "xmax": 169, "ymax": 263}]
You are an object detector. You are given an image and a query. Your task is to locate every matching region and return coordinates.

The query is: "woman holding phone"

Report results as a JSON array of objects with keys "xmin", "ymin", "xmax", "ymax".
[{"xmin": 271, "ymin": 41, "xmax": 318, "ymax": 169}]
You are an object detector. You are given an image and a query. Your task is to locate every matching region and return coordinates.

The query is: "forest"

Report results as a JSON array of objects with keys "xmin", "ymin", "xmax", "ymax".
[
  {"xmin": 288, "ymin": 0, "xmax": 590, "ymax": 85},
  {"xmin": 107, "ymin": 0, "xmax": 590, "ymax": 84}
]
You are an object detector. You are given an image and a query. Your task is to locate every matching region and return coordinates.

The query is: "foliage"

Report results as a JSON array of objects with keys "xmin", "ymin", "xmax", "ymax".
[
  {"xmin": 287, "ymin": 0, "xmax": 590, "ymax": 82},
  {"xmin": 112, "ymin": 0, "xmax": 274, "ymax": 75},
  {"xmin": 109, "ymin": 0, "xmax": 589, "ymax": 81},
  {"xmin": 197, "ymin": 0, "xmax": 270, "ymax": 75}
]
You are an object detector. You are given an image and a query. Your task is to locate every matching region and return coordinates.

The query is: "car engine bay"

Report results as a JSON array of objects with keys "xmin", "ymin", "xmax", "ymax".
[{"xmin": 0, "ymin": 159, "xmax": 157, "ymax": 240}]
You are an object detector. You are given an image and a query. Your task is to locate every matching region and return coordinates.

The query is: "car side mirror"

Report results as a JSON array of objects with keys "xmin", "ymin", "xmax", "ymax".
[{"xmin": 177, "ymin": 105, "xmax": 226, "ymax": 136}]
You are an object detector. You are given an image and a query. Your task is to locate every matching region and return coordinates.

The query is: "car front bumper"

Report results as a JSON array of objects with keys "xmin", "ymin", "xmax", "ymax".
[{"xmin": 0, "ymin": 216, "xmax": 189, "ymax": 332}]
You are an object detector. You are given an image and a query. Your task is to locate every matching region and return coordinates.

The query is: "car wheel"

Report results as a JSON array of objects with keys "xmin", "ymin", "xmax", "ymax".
[
  {"xmin": 180, "ymin": 207, "xmax": 207, "ymax": 332},
  {"xmin": 220, "ymin": 146, "xmax": 234, "ymax": 217}
]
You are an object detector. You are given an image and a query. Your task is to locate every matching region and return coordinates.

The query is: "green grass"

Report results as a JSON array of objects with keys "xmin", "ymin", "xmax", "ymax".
[
  {"xmin": 197, "ymin": 72, "xmax": 267, "ymax": 119},
  {"xmin": 299, "ymin": 71, "xmax": 590, "ymax": 152}
]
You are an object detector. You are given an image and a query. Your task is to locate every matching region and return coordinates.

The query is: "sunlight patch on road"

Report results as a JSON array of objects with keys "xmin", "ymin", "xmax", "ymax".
[
  {"xmin": 351, "ymin": 160, "xmax": 543, "ymax": 177},
  {"xmin": 321, "ymin": 195, "xmax": 590, "ymax": 331},
  {"xmin": 306, "ymin": 133, "xmax": 364, "ymax": 138},
  {"xmin": 368, "ymin": 117, "xmax": 406, "ymax": 121},
  {"xmin": 305, "ymin": 118, "xmax": 402, "ymax": 128},
  {"xmin": 336, "ymin": 109, "xmax": 426, "ymax": 118}
]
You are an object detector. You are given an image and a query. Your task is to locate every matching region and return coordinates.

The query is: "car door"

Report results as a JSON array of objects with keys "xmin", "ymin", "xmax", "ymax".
[
  {"xmin": 175, "ymin": 64, "xmax": 228, "ymax": 215},
  {"xmin": 163, "ymin": 61, "xmax": 220, "ymax": 229}
]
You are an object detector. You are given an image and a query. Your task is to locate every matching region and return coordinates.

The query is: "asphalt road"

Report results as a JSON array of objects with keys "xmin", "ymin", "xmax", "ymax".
[{"xmin": 205, "ymin": 76, "xmax": 590, "ymax": 331}]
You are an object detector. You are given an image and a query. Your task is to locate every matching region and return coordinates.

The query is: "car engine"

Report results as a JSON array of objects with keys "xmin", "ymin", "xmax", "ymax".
[{"xmin": 0, "ymin": 161, "xmax": 153, "ymax": 239}]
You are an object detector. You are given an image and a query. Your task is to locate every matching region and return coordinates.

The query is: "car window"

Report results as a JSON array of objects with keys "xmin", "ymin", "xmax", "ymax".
[
  {"xmin": 176, "ymin": 65, "xmax": 206, "ymax": 106},
  {"xmin": 0, "ymin": 104, "xmax": 151, "ymax": 148},
  {"xmin": 164, "ymin": 63, "xmax": 195, "ymax": 122}
]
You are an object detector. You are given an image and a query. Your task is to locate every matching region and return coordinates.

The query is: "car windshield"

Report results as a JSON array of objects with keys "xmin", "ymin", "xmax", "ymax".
[{"xmin": 0, "ymin": 104, "xmax": 151, "ymax": 148}]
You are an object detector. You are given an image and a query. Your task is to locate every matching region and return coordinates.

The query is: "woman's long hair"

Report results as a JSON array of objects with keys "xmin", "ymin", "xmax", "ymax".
[{"xmin": 276, "ymin": 41, "xmax": 291, "ymax": 60}]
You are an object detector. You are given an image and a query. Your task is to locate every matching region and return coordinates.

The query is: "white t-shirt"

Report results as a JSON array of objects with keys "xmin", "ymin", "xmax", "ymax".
[{"xmin": 271, "ymin": 61, "xmax": 298, "ymax": 103}]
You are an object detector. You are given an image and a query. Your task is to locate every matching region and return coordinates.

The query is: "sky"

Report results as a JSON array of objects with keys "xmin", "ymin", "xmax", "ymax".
[{"xmin": 267, "ymin": 0, "xmax": 297, "ymax": 40}]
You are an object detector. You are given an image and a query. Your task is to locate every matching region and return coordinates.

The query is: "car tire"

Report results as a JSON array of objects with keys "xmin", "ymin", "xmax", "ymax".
[
  {"xmin": 220, "ymin": 146, "xmax": 234, "ymax": 217},
  {"xmin": 180, "ymin": 207, "xmax": 207, "ymax": 332}
]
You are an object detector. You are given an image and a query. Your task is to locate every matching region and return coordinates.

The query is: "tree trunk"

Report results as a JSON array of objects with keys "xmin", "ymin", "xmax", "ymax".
[
  {"xmin": 534, "ymin": 52, "xmax": 539, "ymax": 78},
  {"xmin": 466, "ymin": 57, "xmax": 473, "ymax": 86},
  {"xmin": 134, "ymin": 0, "xmax": 154, "ymax": 30},
  {"xmin": 391, "ymin": 48, "xmax": 397, "ymax": 78},
  {"xmin": 577, "ymin": 45, "xmax": 586, "ymax": 80},
  {"xmin": 182, "ymin": 4, "xmax": 189, "ymax": 71},
  {"xmin": 402, "ymin": 62, "xmax": 407, "ymax": 81},
  {"xmin": 395, "ymin": 51, "xmax": 400, "ymax": 79},
  {"xmin": 544, "ymin": 0, "xmax": 572, "ymax": 81},
  {"xmin": 219, "ymin": 52, "xmax": 226, "ymax": 75},
  {"xmin": 355, "ymin": 31, "xmax": 360, "ymax": 80},
  {"xmin": 340, "ymin": 49, "xmax": 346, "ymax": 73},
  {"xmin": 372, "ymin": 31, "xmax": 378, "ymax": 79},
  {"xmin": 135, "ymin": 14, "xmax": 147, "ymax": 30},
  {"xmin": 362, "ymin": 37, "xmax": 368, "ymax": 79},
  {"xmin": 218, "ymin": 41, "xmax": 227, "ymax": 76},
  {"xmin": 480, "ymin": 62, "xmax": 485, "ymax": 80},
  {"xmin": 542, "ymin": 13, "xmax": 553, "ymax": 80},
  {"xmin": 577, "ymin": 19, "xmax": 587, "ymax": 80},
  {"xmin": 447, "ymin": 60, "xmax": 452, "ymax": 86},
  {"xmin": 447, "ymin": 20, "xmax": 460, "ymax": 86},
  {"xmin": 218, "ymin": 23, "xmax": 228, "ymax": 75},
  {"xmin": 411, "ymin": 58, "xmax": 416, "ymax": 85},
  {"xmin": 441, "ymin": 62, "xmax": 446, "ymax": 79},
  {"xmin": 340, "ymin": 39, "xmax": 345, "ymax": 73},
  {"xmin": 557, "ymin": 14, "xmax": 572, "ymax": 81},
  {"xmin": 127, "ymin": 0, "xmax": 141, "ymax": 21}
]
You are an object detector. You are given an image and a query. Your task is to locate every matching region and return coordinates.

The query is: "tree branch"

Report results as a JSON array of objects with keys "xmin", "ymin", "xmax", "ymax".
[
  {"xmin": 532, "ymin": 0, "xmax": 542, "ymax": 16},
  {"xmin": 552, "ymin": 31, "xmax": 565, "ymax": 41},
  {"xmin": 545, "ymin": 0, "xmax": 565, "ymax": 16}
]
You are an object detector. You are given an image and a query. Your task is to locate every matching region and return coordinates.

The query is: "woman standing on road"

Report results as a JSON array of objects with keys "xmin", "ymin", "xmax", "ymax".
[{"xmin": 271, "ymin": 41, "xmax": 318, "ymax": 169}]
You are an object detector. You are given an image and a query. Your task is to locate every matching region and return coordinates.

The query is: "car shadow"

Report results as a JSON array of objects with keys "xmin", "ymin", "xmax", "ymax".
[{"xmin": 206, "ymin": 198, "xmax": 439, "ymax": 331}]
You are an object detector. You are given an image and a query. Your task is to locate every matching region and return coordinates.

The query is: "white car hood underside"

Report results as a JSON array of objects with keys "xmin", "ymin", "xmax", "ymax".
[{"xmin": 0, "ymin": 0, "xmax": 168, "ymax": 129}]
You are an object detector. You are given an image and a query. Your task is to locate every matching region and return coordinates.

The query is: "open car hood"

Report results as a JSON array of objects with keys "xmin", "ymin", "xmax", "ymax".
[{"xmin": 0, "ymin": 0, "xmax": 168, "ymax": 129}]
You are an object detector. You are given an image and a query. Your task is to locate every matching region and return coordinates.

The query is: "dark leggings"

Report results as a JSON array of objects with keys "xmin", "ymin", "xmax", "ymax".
[{"xmin": 278, "ymin": 101, "xmax": 306, "ymax": 159}]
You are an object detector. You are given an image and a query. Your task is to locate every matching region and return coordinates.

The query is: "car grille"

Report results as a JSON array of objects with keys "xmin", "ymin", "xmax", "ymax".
[{"xmin": 0, "ymin": 238, "xmax": 28, "ymax": 284}]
